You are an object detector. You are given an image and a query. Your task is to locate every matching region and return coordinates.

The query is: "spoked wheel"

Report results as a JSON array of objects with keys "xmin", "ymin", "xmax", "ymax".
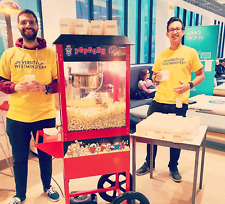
[
  {"xmin": 97, "ymin": 172, "xmax": 132, "ymax": 202},
  {"xmin": 111, "ymin": 191, "xmax": 150, "ymax": 204}
]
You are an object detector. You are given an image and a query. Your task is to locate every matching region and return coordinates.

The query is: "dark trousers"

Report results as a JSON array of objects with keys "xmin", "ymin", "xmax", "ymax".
[
  {"xmin": 146, "ymin": 101, "xmax": 188, "ymax": 170},
  {"xmin": 6, "ymin": 118, "xmax": 55, "ymax": 201}
]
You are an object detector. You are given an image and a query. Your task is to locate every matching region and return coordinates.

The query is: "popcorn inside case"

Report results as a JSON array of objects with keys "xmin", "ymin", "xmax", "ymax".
[
  {"xmin": 65, "ymin": 60, "xmax": 126, "ymax": 132},
  {"xmin": 54, "ymin": 35, "xmax": 134, "ymax": 140}
]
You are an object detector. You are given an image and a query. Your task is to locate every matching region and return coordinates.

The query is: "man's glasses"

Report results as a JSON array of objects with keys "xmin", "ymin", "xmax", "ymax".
[
  {"xmin": 168, "ymin": 27, "xmax": 183, "ymax": 33},
  {"xmin": 19, "ymin": 20, "xmax": 37, "ymax": 26}
]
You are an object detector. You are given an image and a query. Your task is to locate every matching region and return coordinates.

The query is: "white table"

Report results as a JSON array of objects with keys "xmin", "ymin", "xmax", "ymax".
[
  {"xmin": 130, "ymin": 105, "xmax": 149, "ymax": 119},
  {"xmin": 131, "ymin": 125, "xmax": 207, "ymax": 204},
  {"xmin": 214, "ymin": 83, "xmax": 225, "ymax": 96},
  {"xmin": 189, "ymin": 95, "xmax": 225, "ymax": 115}
]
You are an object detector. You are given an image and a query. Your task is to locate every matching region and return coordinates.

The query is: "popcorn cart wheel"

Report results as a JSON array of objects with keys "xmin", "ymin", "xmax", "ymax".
[
  {"xmin": 111, "ymin": 191, "xmax": 150, "ymax": 204},
  {"xmin": 97, "ymin": 172, "xmax": 133, "ymax": 202},
  {"xmin": 70, "ymin": 192, "xmax": 97, "ymax": 204}
]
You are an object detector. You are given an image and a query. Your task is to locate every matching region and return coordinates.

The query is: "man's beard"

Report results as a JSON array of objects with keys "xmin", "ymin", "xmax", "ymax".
[{"xmin": 21, "ymin": 28, "xmax": 38, "ymax": 41}]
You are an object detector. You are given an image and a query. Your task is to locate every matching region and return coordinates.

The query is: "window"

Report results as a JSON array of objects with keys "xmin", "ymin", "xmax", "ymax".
[
  {"xmin": 76, "ymin": 0, "xmax": 89, "ymax": 19},
  {"xmin": 93, "ymin": 0, "xmax": 107, "ymax": 20},
  {"xmin": 112, "ymin": 0, "xmax": 124, "ymax": 35},
  {"xmin": 140, "ymin": 0, "xmax": 150, "ymax": 63},
  {"xmin": 0, "ymin": 0, "xmax": 43, "ymax": 57},
  {"xmin": 215, "ymin": 20, "xmax": 225, "ymax": 58},
  {"xmin": 128, "ymin": 0, "xmax": 137, "ymax": 64}
]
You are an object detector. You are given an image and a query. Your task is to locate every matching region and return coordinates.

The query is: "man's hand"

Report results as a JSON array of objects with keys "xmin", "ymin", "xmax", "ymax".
[
  {"xmin": 29, "ymin": 81, "xmax": 46, "ymax": 92},
  {"xmin": 14, "ymin": 81, "xmax": 46, "ymax": 93},
  {"xmin": 174, "ymin": 81, "xmax": 190, "ymax": 94},
  {"xmin": 14, "ymin": 82, "xmax": 32, "ymax": 92},
  {"xmin": 152, "ymin": 72, "xmax": 162, "ymax": 85}
]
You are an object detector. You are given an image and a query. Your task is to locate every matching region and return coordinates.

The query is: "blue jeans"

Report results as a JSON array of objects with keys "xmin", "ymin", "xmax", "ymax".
[
  {"xmin": 6, "ymin": 118, "xmax": 55, "ymax": 201},
  {"xmin": 145, "ymin": 101, "xmax": 188, "ymax": 170}
]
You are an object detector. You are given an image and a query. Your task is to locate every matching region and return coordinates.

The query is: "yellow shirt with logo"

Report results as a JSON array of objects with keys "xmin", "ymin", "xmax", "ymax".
[
  {"xmin": 0, "ymin": 47, "xmax": 57, "ymax": 122},
  {"xmin": 153, "ymin": 45, "xmax": 203, "ymax": 104}
]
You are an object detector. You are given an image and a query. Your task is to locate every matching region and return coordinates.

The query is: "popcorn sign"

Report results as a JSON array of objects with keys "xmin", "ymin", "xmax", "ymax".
[
  {"xmin": 65, "ymin": 45, "xmax": 106, "ymax": 57},
  {"xmin": 74, "ymin": 46, "xmax": 106, "ymax": 55},
  {"xmin": 63, "ymin": 44, "xmax": 126, "ymax": 61}
]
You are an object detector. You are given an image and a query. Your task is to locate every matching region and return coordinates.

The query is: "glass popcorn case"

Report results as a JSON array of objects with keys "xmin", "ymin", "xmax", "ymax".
[
  {"xmin": 66, "ymin": 61, "xmax": 126, "ymax": 132},
  {"xmin": 54, "ymin": 35, "xmax": 133, "ymax": 141}
]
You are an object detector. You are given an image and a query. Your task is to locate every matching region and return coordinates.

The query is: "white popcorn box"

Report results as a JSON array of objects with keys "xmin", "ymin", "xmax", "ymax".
[
  {"xmin": 87, "ymin": 22, "xmax": 92, "ymax": 35},
  {"xmin": 74, "ymin": 19, "xmax": 89, "ymax": 35},
  {"xmin": 163, "ymin": 115, "xmax": 176, "ymax": 140},
  {"xmin": 91, "ymin": 20, "xmax": 104, "ymax": 35},
  {"xmin": 154, "ymin": 127, "xmax": 163, "ymax": 139},
  {"xmin": 146, "ymin": 127, "xmax": 155, "ymax": 138},
  {"xmin": 136, "ymin": 119, "xmax": 149, "ymax": 136},
  {"xmin": 136, "ymin": 123, "xmax": 147, "ymax": 136},
  {"xmin": 183, "ymin": 118, "xmax": 200, "ymax": 141},
  {"xmin": 164, "ymin": 125, "xmax": 174, "ymax": 140},
  {"xmin": 171, "ymin": 117, "xmax": 184, "ymax": 143},
  {"xmin": 172, "ymin": 128, "xmax": 184, "ymax": 143},
  {"xmin": 104, "ymin": 20, "xmax": 117, "ymax": 35},
  {"xmin": 59, "ymin": 18, "xmax": 74, "ymax": 34}
]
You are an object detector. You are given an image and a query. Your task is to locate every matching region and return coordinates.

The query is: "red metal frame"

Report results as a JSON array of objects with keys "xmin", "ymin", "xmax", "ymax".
[{"xmin": 36, "ymin": 36, "xmax": 132, "ymax": 204}]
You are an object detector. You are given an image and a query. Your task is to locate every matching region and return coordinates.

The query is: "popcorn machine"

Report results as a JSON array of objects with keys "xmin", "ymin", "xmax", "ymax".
[{"xmin": 36, "ymin": 35, "xmax": 149, "ymax": 204}]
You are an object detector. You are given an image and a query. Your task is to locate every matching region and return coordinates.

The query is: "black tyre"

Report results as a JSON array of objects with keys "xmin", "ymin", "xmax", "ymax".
[
  {"xmin": 111, "ymin": 191, "xmax": 150, "ymax": 204},
  {"xmin": 97, "ymin": 172, "xmax": 132, "ymax": 202},
  {"xmin": 70, "ymin": 192, "xmax": 97, "ymax": 204}
]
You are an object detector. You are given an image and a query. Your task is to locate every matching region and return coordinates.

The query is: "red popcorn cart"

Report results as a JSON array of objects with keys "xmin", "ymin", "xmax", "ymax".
[{"xmin": 35, "ymin": 35, "xmax": 149, "ymax": 204}]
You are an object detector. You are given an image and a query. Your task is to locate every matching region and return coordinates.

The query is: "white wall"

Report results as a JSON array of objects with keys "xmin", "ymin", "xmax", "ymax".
[
  {"xmin": 155, "ymin": 0, "xmax": 175, "ymax": 58},
  {"xmin": 41, "ymin": 0, "xmax": 76, "ymax": 48}
]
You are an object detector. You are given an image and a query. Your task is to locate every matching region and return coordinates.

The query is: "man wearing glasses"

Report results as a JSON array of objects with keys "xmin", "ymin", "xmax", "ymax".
[
  {"xmin": 136, "ymin": 17, "xmax": 205, "ymax": 182},
  {"xmin": 0, "ymin": 9, "xmax": 60, "ymax": 203}
]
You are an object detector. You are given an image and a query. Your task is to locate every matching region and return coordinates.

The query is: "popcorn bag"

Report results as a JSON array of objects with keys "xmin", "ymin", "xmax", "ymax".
[
  {"xmin": 59, "ymin": 18, "xmax": 74, "ymax": 34},
  {"xmin": 74, "ymin": 19, "xmax": 89, "ymax": 35},
  {"xmin": 87, "ymin": 22, "xmax": 92, "ymax": 35},
  {"xmin": 104, "ymin": 20, "xmax": 117, "ymax": 35},
  {"xmin": 91, "ymin": 20, "xmax": 104, "ymax": 35}
]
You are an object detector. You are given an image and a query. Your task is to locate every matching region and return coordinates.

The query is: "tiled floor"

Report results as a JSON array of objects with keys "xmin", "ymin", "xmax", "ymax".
[{"xmin": 1, "ymin": 139, "xmax": 225, "ymax": 204}]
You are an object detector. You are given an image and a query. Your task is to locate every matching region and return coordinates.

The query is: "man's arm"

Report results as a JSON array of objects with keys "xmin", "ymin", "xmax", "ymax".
[
  {"xmin": 48, "ymin": 79, "xmax": 59, "ymax": 93},
  {"xmin": 191, "ymin": 68, "xmax": 205, "ymax": 88},
  {"xmin": 0, "ymin": 76, "xmax": 16, "ymax": 94},
  {"xmin": 174, "ymin": 68, "xmax": 205, "ymax": 94}
]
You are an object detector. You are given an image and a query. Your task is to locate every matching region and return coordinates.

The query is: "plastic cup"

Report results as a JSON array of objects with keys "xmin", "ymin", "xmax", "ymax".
[
  {"xmin": 24, "ymin": 75, "xmax": 35, "ymax": 84},
  {"xmin": 159, "ymin": 70, "xmax": 169, "ymax": 81},
  {"xmin": 176, "ymin": 97, "xmax": 183, "ymax": 108}
]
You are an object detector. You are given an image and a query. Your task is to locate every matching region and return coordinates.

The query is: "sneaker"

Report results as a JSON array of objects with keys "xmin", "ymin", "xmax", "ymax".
[
  {"xmin": 170, "ymin": 169, "xmax": 182, "ymax": 182},
  {"xmin": 44, "ymin": 186, "xmax": 60, "ymax": 202},
  {"xmin": 136, "ymin": 162, "xmax": 153, "ymax": 176},
  {"xmin": 8, "ymin": 197, "xmax": 22, "ymax": 204}
]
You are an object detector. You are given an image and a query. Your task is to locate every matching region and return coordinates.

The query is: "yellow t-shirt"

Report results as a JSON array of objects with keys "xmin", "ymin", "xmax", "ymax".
[
  {"xmin": 153, "ymin": 45, "xmax": 203, "ymax": 104},
  {"xmin": 0, "ymin": 47, "xmax": 58, "ymax": 122}
]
